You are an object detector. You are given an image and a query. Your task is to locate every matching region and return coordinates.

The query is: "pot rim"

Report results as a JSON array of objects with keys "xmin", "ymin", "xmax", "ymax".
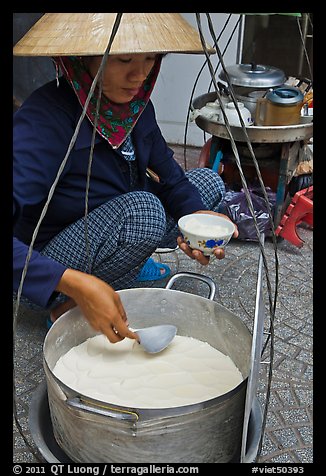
[
  {"xmin": 43, "ymin": 356, "xmax": 248, "ymax": 420},
  {"xmin": 43, "ymin": 285, "xmax": 251, "ymax": 419},
  {"xmin": 219, "ymin": 63, "xmax": 286, "ymax": 88}
]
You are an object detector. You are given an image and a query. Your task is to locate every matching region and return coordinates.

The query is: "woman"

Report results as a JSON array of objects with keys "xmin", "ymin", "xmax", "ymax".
[{"xmin": 13, "ymin": 13, "xmax": 237, "ymax": 344}]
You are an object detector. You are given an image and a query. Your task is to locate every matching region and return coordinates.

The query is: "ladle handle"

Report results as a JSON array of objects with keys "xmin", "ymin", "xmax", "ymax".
[
  {"xmin": 66, "ymin": 397, "xmax": 138, "ymax": 421},
  {"xmin": 165, "ymin": 272, "xmax": 217, "ymax": 300}
]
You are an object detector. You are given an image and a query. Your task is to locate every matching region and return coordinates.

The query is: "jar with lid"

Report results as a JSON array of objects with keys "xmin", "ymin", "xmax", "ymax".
[
  {"xmin": 198, "ymin": 101, "xmax": 221, "ymax": 122},
  {"xmin": 219, "ymin": 102, "xmax": 253, "ymax": 127},
  {"xmin": 255, "ymin": 86, "xmax": 304, "ymax": 126}
]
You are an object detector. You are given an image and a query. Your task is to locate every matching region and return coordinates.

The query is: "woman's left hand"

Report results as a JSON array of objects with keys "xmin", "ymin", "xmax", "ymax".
[{"xmin": 177, "ymin": 210, "xmax": 238, "ymax": 266}]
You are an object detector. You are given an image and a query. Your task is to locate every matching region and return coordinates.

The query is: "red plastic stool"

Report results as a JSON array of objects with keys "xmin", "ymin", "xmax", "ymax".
[
  {"xmin": 198, "ymin": 137, "xmax": 224, "ymax": 174},
  {"xmin": 275, "ymin": 186, "xmax": 313, "ymax": 247},
  {"xmin": 198, "ymin": 138, "xmax": 213, "ymax": 168}
]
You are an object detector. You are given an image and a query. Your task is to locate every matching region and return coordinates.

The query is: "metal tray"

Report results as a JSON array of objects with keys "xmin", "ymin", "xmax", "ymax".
[
  {"xmin": 193, "ymin": 92, "xmax": 313, "ymax": 143},
  {"xmin": 28, "ymin": 380, "xmax": 263, "ymax": 464}
]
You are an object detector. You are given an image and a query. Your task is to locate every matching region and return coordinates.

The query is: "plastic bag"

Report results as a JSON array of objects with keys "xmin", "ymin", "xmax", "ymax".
[{"xmin": 218, "ymin": 186, "xmax": 276, "ymax": 241}]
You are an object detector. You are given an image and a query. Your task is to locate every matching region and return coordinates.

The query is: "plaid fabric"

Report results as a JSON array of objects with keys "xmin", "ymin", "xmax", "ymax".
[
  {"xmin": 19, "ymin": 168, "xmax": 225, "ymax": 311},
  {"xmin": 41, "ymin": 191, "xmax": 166, "ymax": 291}
]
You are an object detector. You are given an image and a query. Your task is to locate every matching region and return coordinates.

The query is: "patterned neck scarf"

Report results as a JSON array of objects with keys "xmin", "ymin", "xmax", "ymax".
[{"xmin": 55, "ymin": 55, "xmax": 162, "ymax": 149}]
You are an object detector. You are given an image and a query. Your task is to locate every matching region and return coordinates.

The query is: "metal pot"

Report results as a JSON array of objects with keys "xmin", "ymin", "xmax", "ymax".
[
  {"xmin": 219, "ymin": 63, "xmax": 286, "ymax": 121},
  {"xmin": 235, "ymin": 88, "xmax": 268, "ymax": 121},
  {"xmin": 219, "ymin": 63, "xmax": 286, "ymax": 89},
  {"xmin": 43, "ymin": 273, "xmax": 253, "ymax": 463},
  {"xmin": 192, "ymin": 92, "xmax": 313, "ymax": 143}
]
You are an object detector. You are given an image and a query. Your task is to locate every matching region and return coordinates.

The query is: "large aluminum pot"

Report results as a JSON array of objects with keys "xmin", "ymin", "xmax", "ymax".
[{"xmin": 43, "ymin": 273, "xmax": 252, "ymax": 463}]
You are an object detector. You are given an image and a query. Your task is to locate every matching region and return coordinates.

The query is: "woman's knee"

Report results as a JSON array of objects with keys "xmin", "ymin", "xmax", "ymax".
[
  {"xmin": 185, "ymin": 168, "xmax": 226, "ymax": 208},
  {"xmin": 119, "ymin": 191, "xmax": 167, "ymax": 243}
]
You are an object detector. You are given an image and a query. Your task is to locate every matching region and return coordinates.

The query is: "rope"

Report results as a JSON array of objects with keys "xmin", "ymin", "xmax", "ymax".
[
  {"xmin": 13, "ymin": 12, "xmax": 312, "ymax": 463},
  {"xmin": 13, "ymin": 12, "xmax": 123, "ymax": 461},
  {"xmin": 182, "ymin": 14, "xmax": 235, "ymax": 169},
  {"xmin": 194, "ymin": 12, "xmax": 279, "ymax": 461},
  {"xmin": 296, "ymin": 14, "xmax": 313, "ymax": 82}
]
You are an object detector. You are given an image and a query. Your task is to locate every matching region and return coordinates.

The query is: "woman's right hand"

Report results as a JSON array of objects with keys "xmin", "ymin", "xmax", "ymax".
[{"xmin": 55, "ymin": 269, "xmax": 138, "ymax": 343}]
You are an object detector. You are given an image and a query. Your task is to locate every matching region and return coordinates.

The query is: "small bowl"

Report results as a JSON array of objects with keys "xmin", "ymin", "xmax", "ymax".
[{"xmin": 178, "ymin": 213, "xmax": 236, "ymax": 256}]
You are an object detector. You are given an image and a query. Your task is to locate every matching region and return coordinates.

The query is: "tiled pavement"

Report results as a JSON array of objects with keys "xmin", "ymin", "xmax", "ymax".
[{"xmin": 13, "ymin": 145, "xmax": 313, "ymax": 464}]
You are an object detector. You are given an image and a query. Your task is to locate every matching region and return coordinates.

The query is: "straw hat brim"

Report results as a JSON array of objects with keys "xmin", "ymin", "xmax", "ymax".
[{"xmin": 13, "ymin": 13, "xmax": 215, "ymax": 56}]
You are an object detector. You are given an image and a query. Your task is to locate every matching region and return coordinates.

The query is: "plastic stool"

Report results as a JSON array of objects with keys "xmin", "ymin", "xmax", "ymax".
[
  {"xmin": 275, "ymin": 186, "xmax": 313, "ymax": 247},
  {"xmin": 198, "ymin": 138, "xmax": 213, "ymax": 168},
  {"xmin": 198, "ymin": 137, "xmax": 224, "ymax": 174}
]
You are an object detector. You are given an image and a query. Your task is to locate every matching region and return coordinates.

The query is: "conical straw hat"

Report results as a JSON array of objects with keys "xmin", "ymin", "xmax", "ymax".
[{"xmin": 13, "ymin": 13, "xmax": 215, "ymax": 56}]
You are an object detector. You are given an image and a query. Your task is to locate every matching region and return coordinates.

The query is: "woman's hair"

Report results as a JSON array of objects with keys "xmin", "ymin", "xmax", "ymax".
[{"xmin": 82, "ymin": 53, "xmax": 167, "ymax": 73}]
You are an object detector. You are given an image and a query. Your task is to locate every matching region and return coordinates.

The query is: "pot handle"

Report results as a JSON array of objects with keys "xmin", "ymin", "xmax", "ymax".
[
  {"xmin": 165, "ymin": 272, "xmax": 217, "ymax": 301},
  {"xmin": 66, "ymin": 397, "xmax": 139, "ymax": 421}
]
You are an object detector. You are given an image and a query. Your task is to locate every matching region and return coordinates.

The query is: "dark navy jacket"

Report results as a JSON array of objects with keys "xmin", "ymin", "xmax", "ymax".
[{"xmin": 13, "ymin": 78, "xmax": 206, "ymax": 307}]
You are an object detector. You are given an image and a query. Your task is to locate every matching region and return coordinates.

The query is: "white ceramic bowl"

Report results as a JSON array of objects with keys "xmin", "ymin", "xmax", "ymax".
[{"xmin": 178, "ymin": 213, "xmax": 236, "ymax": 256}]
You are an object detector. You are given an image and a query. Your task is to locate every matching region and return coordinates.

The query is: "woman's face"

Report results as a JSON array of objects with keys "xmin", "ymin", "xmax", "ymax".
[{"xmin": 86, "ymin": 53, "xmax": 157, "ymax": 103}]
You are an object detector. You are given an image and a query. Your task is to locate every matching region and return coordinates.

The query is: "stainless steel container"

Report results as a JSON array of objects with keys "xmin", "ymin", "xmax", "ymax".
[
  {"xmin": 43, "ymin": 273, "xmax": 253, "ymax": 463},
  {"xmin": 219, "ymin": 63, "xmax": 286, "ymax": 121},
  {"xmin": 192, "ymin": 92, "xmax": 313, "ymax": 143},
  {"xmin": 219, "ymin": 63, "xmax": 285, "ymax": 89},
  {"xmin": 28, "ymin": 381, "xmax": 263, "ymax": 463},
  {"xmin": 234, "ymin": 88, "xmax": 267, "ymax": 121}
]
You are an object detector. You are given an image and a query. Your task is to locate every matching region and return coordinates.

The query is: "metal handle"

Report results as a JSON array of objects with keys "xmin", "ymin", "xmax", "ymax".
[
  {"xmin": 241, "ymin": 233, "xmax": 265, "ymax": 463},
  {"xmin": 66, "ymin": 397, "xmax": 139, "ymax": 421},
  {"xmin": 165, "ymin": 272, "xmax": 217, "ymax": 301}
]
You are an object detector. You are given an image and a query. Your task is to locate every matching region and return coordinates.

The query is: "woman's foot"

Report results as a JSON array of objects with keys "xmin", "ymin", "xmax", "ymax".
[{"xmin": 137, "ymin": 258, "xmax": 171, "ymax": 282}]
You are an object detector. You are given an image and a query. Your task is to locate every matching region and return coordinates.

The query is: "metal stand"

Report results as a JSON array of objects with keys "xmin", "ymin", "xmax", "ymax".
[{"xmin": 193, "ymin": 92, "xmax": 313, "ymax": 227}]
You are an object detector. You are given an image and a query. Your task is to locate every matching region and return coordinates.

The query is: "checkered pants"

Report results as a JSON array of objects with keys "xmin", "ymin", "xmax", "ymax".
[{"xmin": 21, "ymin": 168, "xmax": 225, "ymax": 310}]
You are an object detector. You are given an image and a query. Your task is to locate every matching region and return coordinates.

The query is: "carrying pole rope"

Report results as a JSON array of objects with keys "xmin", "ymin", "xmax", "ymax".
[
  {"xmin": 13, "ymin": 13, "xmax": 123, "ymax": 461},
  {"xmin": 183, "ymin": 13, "xmax": 236, "ymax": 169},
  {"xmin": 195, "ymin": 12, "xmax": 312, "ymax": 459},
  {"xmin": 195, "ymin": 12, "xmax": 279, "ymax": 461}
]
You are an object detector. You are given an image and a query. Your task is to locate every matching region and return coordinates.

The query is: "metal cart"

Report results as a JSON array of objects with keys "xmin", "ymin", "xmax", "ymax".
[{"xmin": 193, "ymin": 92, "xmax": 313, "ymax": 227}]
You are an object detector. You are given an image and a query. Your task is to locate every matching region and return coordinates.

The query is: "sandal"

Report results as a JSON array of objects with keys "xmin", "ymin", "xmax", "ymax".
[{"xmin": 137, "ymin": 257, "xmax": 171, "ymax": 282}]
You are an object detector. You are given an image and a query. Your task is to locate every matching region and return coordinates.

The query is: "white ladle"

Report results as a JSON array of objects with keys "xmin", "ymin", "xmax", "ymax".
[{"xmin": 135, "ymin": 325, "xmax": 177, "ymax": 353}]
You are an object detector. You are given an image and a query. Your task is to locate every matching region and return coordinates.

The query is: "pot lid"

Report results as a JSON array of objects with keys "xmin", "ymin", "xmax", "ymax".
[
  {"xmin": 219, "ymin": 63, "xmax": 286, "ymax": 88},
  {"xmin": 266, "ymin": 86, "xmax": 304, "ymax": 105}
]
